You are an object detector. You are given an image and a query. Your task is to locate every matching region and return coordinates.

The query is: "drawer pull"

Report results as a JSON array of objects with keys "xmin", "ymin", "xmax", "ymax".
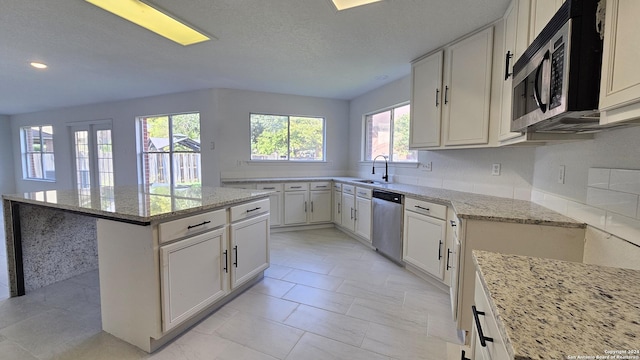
[
  {"xmin": 315, "ymin": 185, "xmax": 327, "ymax": 188},
  {"xmin": 223, "ymin": 250, "xmax": 228, "ymax": 273},
  {"xmin": 246, "ymin": 207, "xmax": 261, "ymax": 213},
  {"xmin": 438, "ymin": 240, "xmax": 443, "ymax": 260},
  {"xmin": 187, "ymin": 220, "xmax": 211, "ymax": 229},
  {"xmin": 415, "ymin": 205, "xmax": 430, "ymax": 211},
  {"xmin": 450, "ymin": 220, "xmax": 457, "ymax": 227},
  {"xmin": 461, "ymin": 350, "xmax": 471, "ymax": 360},
  {"xmin": 233, "ymin": 245, "xmax": 238, "ymax": 267},
  {"xmin": 472, "ymin": 305, "xmax": 494, "ymax": 347},
  {"xmin": 263, "ymin": 187, "xmax": 276, "ymax": 190},
  {"xmin": 446, "ymin": 249, "xmax": 452, "ymax": 270},
  {"xmin": 290, "ymin": 186, "xmax": 302, "ymax": 189}
]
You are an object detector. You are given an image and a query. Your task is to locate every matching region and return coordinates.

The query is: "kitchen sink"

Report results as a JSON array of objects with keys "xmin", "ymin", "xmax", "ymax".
[{"xmin": 354, "ymin": 179, "xmax": 385, "ymax": 185}]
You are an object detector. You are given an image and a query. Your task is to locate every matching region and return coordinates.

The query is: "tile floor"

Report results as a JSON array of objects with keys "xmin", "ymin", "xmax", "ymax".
[{"xmin": 0, "ymin": 227, "xmax": 463, "ymax": 359}]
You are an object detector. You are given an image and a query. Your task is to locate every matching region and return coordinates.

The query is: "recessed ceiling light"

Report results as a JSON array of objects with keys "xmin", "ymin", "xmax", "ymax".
[
  {"xmin": 331, "ymin": 0, "xmax": 384, "ymax": 11},
  {"xmin": 30, "ymin": 62, "xmax": 48, "ymax": 69},
  {"xmin": 85, "ymin": 0, "xmax": 211, "ymax": 46}
]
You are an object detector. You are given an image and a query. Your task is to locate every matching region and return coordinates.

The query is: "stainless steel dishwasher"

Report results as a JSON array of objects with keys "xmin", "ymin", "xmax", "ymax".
[{"xmin": 372, "ymin": 189, "xmax": 404, "ymax": 265}]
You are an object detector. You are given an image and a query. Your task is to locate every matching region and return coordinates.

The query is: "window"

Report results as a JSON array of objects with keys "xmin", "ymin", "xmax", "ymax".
[
  {"xmin": 21, "ymin": 125, "xmax": 55, "ymax": 180},
  {"xmin": 138, "ymin": 113, "xmax": 201, "ymax": 195},
  {"xmin": 364, "ymin": 103, "xmax": 417, "ymax": 162},
  {"xmin": 250, "ymin": 114, "xmax": 325, "ymax": 161}
]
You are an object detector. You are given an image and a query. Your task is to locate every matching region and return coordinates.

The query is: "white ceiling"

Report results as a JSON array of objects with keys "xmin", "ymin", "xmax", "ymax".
[{"xmin": 0, "ymin": 0, "xmax": 510, "ymax": 115}]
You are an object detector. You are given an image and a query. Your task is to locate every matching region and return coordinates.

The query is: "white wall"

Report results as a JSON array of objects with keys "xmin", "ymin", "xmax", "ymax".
[
  {"xmin": 348, "ymin": 76, "xmax": 536, "ymax": 200},
  {"xmin": 10, "ymin": 90, "xmax": 217, "ymax": 193},
  {"xmin": 217, "ymin": 89, "xmax": 350, "ymax": 180},
  {"xmin": 0, "ymin": 116, "xmax": 16, "ymax": 197}
]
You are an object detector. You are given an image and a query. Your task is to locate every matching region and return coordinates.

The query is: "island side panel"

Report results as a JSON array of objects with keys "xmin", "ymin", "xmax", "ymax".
[
  {"xmin": 3, "ymin": 200, "xmax": 22, "ymax": 296},
  {"xmin": 19, "ymin": 203, "xmax": 98, "ymax": 291}
]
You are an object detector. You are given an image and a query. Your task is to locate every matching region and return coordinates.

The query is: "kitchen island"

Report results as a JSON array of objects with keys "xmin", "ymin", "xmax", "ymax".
[
  {"xmin": 2, "ymin": 185, "xmax": 272, "ymax": 352},
  {"xmin": 472, "ymin": 250, "xmax": 640, "ymax": 360}
]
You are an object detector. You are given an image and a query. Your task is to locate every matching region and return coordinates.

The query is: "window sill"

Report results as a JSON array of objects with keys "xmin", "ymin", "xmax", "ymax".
[
  {"xmin": 245, "ymin": 160, "xmax": 330, "ymax": 165},
  {"xmin": 359, "ymin": 161, "xmax": 419, "ymax": 169},
  {"xmin": 23, "ymin": 178, "xmax": 56, "ymax": 183}
]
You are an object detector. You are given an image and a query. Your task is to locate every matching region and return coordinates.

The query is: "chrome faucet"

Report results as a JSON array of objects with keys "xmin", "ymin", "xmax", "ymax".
[{"xmin": 372, "ymin": 155, "xmax": 389, "ymax": 182}]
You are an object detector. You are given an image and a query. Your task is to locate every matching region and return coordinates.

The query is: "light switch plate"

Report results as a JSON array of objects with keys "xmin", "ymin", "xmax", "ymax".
[{"xmin": 491, "ymin": 163, "xmax": 501, "ymax": 176}]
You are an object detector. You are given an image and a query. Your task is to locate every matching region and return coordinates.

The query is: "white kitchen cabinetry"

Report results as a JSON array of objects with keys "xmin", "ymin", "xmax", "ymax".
[
  {"xmin": 257, "ymin": 183, "xmax": 283, "ymax": 226},
  {"xmin": 410, "ymin": 50, "xmax": 443, "ymax": 148},
  {"xmin": 354, "ymin": 187, "xmax": 372, "ymax": 242},
  {"xmin": 446, "ymin": 208, "xmax": 462, "ymax": 322},
  {"xmin": 454, "ymin": 219, "xmax": 584, "ymax": 335},
  {"xmin": 341, "ymin": 185, "xmax": 356, "ymax": 231},
  {"xmin": 229, "ymin": 212, "xmax": 270, "ymax": 289},
  {"xmin": 333, "ymin": 183, "xmax": 342, "ymax": 226},
  {"xmin": 160, "ymin": 227, "xmax": 228, "ymax": 332},
  {"xmin": 283, "ymin": 182, "xmax": 309, "ymax": 225},
  {"xmin": 403, "ymin": 198, "xmax": 447, "ymax": 280},
  {"xmin": 470, "ymin": 273, "xmax": 510, "ymax": 360},
  {"xmin": 599, "ymin": 0, "xmax": 640, "ymax": 125},
  {"xmin": 309, "ymin": 182, "xmax": 332, "ymax": 223},
  {"xmin": 528, "ymin": 0, "xmax": 564, "ymax": 42},
  {"xmin": 443, "ymin": 27, "xmax": 494, "ymax": 146}
]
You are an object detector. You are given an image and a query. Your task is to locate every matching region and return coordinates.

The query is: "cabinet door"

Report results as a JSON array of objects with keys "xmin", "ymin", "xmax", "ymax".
[
  {"xmin": 160, "ymin": 227, "xmax": 228, "ymax": 332},
  {"xmin": 284, "ymin": 191, "xmax": 308, "ymax": 225},
  {"xmin": 499, "ymin": 0, "xmax": 525, "ymax": 142},
  {"xmin": 529, "ymin": 0, "xmax": 564, "ymax": 42},
  {"xmin": 443, "ymin": 27, "xmax": 494, "ymax": 146},
  {"xmin": 410, "ymin": 50, "xmax": 443, "ymax": 148},
  {"xmin": 403, "ymin": 211, "xmax": 446, "ymax": 280},
  {"xmin": 310, "ymin": 190, "xmax": 332, "ymax": 223},
  {"xmin": 341, "ymin": 192, "xmax": 355, "ymax": 231},
  {"xmin": 333, "ymin": 189, "xmax": 342, "ymax": 225},
  {"xmin": 230, "ymin": 213, "xmax": 270, "ymax": 289},
  {"xmin": 355, "ymin": 197, "xmax": 372, "ymax": 241},
  {"xmin": 599, "ymin": 0, "xmax": 640, "ymax": 122},
  {"xmin": 257, "ymin": 184, "xmax": 283, "ymax": 227}
]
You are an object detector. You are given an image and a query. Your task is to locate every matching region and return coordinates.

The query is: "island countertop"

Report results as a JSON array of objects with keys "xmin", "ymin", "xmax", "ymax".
[
  {"xmin": 2, "ymin": 185, "xmax": 272, "ymax": 225},
  {"xmin": 473, "ymin": 250, "xmax": 640, "ymax": 360},
  {"xmin": 222, "ymin": 177, "xmax": 584, "ymax": 228}
]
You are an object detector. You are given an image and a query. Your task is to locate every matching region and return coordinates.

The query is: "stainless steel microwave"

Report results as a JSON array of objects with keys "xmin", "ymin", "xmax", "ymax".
[{"xmin": 511, "ymin": 0, "xmax": 604, "ymax": 133}]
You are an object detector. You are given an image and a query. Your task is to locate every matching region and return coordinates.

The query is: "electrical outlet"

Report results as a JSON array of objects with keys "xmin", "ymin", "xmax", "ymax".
[
  {"xmin": 558, "ymin": 165, "xmax": 566, "ymax": 184},
  {"xmin": 422, "ymin": 161, "xmax": 432, "ymax": 172},
  {"xmin": 491, "ymin": 163, "xmax": 501, "ymax": 176},
  {"xmin": 210, "ymin": 141, "xmax": 215, "ymax": 150}
]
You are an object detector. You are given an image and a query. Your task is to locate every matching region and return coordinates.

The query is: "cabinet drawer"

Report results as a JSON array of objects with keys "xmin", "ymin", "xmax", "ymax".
[
  {"xmin": 159, "ymin": 209, "xmax": 227, "ymax": 245},
  {"xmin": 355, "ymin": 187, "xmax": 372, "ymax": 199},
  {"xmin": 342, "ymin": 185, "xmax": 355, "ymax": 195},
  {"xmin": 333, "ymin": 182, "xmax": 342, "ymax": 191},
  {"xmin": 310, "ymin": 182, "xmax": 331, "ymax": 190},
  {"xmin": 230, "ymin": 198, "xmax": 270, "ymax": 222},
  {"xmin": 405, "ymin": 198, "xmax": 447, "ymax": 220},
  {"xmin": 473, "ymin": 273, "xmax": 510, "ymax": 360},
  {"xmin": 257, "ymin": 183, "xmax": 283, "ymax": 192},
  {"xmin": 284, "ymin": 182, "xmax": 308, "ymax": 191}
]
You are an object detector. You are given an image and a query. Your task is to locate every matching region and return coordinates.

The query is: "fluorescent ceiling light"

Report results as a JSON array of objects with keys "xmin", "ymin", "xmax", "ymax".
[
  {"xmin": 331, "ymin": 0, "xmax": 384, "ymax": 11},
  {"xmin": 85, "ymin": 0, "xmax": 210, "ymax": 46},
  {"xmin": 30, "ymin": 62, "xmax": 48, "ymax": 69}
]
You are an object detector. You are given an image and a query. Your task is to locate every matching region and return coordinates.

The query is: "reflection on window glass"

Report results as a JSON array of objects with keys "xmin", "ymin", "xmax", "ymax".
[
  {"xmin": 364, "ymin": 104, "xmax": 416, "ymax": 162},
  {"xmin": 21, "ymin": 125, "xmax": 56, "ymax": 180},
  {"xmin": 250, "ymin": 114, "xmax": 325, "ymax": 161}
]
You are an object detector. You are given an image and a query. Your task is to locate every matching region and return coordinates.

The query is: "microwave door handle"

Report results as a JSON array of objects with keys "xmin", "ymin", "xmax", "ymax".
[{"xmin": 533, "ymin": 50, "xmax": 550, "ymax": 113}]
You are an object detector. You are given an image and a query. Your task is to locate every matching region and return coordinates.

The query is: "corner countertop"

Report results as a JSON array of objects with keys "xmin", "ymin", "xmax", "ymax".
[
  {"xmin": 2, "ymin": 186, "xmax": 271, "ymax": 225},
  {"xmin": 222, "ymin": 177, "xmax": 584, "ymax": 228},
  {"xmin": 473, "ymin": 250, "xmax": 640, "ymax": 360}
]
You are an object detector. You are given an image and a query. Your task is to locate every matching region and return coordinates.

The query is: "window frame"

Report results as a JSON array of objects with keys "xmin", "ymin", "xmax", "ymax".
[
  {"xmin": 249, "ymin": 113, "xmax": 326, "ymax": 162},
  {"xmin": 137, "ymin": 112, "xmax": 202, "ymax": 193},
  {"xmin": 362, "ymin": 102, "xmax": 416, "ymax": 163},
  {"xmin": 20, "ymin": 125, "xmax": 56, "ymax": 181}
]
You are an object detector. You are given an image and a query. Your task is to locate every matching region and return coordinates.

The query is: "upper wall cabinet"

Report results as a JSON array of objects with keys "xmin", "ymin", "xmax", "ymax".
[
  {"xmin": 529, "ymin": 0, "xmax": 565, "ymax": 42},
  {"xmin": 410, "ymin": 27, "xmax": 494, "ymax": 149},
  {"xmin": 410, "ymin": 51, "xmax": 443, "ymax": 148},
  {"xmin": 599, "ymin": 0, "xmax": 640, "ymax": 125}
]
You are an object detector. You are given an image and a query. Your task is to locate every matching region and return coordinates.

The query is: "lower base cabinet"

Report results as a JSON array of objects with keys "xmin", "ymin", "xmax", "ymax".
[
  {"xmin": 403, "ymin": 210, "xmax": 446, "ymax": 279},
  {"xmin": 160, "ymin": 227, "xmax": 228, "ymax": 332},
  {"xmin": 230, "ymin": 213, "xmax": 270, "ymax": 289},
  {"xmin": 470, "ymin": 273, "xmax": 510, "ymax": 360}
]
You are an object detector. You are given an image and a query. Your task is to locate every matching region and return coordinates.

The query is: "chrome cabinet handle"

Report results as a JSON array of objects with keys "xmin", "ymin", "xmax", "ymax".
[
  {"xmin": 472, "ymin": 305, "xmax": 494, "ymax": 347},
  {"xmin": 188, "ymin": 220, "xmax": 210, "ymax": 229},
  {"xmin": 438, "ymin": 240, "xmax": 443, "ymax": 260}
]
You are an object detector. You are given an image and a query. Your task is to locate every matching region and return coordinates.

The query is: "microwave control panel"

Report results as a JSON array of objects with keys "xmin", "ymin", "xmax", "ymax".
[{"xmin": 550, "ymin": 42, "xmax": 565, "ymax": 110}]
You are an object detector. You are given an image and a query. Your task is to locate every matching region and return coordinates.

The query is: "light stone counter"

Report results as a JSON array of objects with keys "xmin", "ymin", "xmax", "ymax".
[
  {"xmin": 473, "ymin": 250, "xmax": 640, "ymax": 360},
  {"xmin": 222, "ymin": 177, "xmax": 584, "ymax": 228}
]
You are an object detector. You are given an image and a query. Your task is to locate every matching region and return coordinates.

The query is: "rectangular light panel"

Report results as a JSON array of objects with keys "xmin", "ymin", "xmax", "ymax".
[
  {"xmin": 86, "ymin": 0, "xmax": 210, "ymax": 46},
  {"xmin": 331, "ymin": 0, "xmax": 383, "ymax": 11}
]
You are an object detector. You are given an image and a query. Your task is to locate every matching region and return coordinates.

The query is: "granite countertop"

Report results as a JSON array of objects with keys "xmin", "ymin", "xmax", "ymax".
[
  {"xmin": 222, "ymin": 177, "xmax": 584, "ymax": 228},
  {"xmin": 2, "ymin": 186, "xmax": 271, "ymax": 225},
  {"xmin": 473, "ymin": 250, "xmax": 640, "ymax": 360}
]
